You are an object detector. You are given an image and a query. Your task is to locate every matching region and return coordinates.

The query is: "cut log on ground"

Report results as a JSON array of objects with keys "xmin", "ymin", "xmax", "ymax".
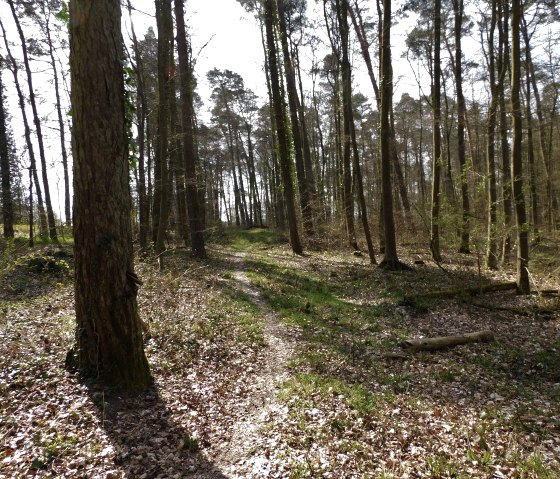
[
  {"xmin": 404, "ymin": 281, "xmax": 518, "ymax": 302},
  {"xmin": 401, "ymin": 330, "xmax": 496, "ymax": 352}
]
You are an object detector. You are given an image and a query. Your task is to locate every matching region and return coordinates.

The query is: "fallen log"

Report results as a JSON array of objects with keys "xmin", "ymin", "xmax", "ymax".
[
  {"xmin": 404, "ymin": 281, "xmax": 518, "ymax": 302},
  {"xmin": 401, "ymin": 330, "xmax": 496, "ymax": 352}
]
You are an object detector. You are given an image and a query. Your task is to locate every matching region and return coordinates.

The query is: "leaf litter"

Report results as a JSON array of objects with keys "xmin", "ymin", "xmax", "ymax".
[{"xmin": 0, "ymin": 235, "xmax": 559, "ymax": 478}]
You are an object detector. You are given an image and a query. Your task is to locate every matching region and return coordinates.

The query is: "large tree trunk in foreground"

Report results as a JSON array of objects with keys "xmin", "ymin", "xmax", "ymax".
[{"xmin": 70, "ymin": 0, "xmax": 151, "ymax": 391}]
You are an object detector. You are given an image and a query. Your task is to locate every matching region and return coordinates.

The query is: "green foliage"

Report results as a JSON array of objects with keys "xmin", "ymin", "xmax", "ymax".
[
  {"xmin": 426, "ymin": 453, "xmax": 466, "ymax": 478},
  {"xmin": 508, "ymin": 453, "xmax": 560, "ymax": 479},
  {"xmin": 55, "ymin": 2, "xmax": 69, "ymax": 23},
  {"xmin": 218, "ymin": 227, "xmax": 287, "ymax": 250}
]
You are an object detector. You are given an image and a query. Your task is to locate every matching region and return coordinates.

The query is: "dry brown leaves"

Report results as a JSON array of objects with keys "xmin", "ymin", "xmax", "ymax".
[{"xmin": 0, "ymin": 239, "xmax": 559, "ymax": 478}]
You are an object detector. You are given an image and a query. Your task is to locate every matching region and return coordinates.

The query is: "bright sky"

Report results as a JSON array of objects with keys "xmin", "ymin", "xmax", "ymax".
[
  {"xmin": 0, "ymin": 0, "xmax": 436, "ymax": 219},
  {"xmin": 128, "ymin": 0, "xmax": 267, "ymax": 118}
]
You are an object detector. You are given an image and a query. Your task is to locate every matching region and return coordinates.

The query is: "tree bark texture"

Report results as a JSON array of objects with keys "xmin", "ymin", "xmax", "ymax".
[{"xmin": 70, "ymin": 0, "xmax": 151, "ymax": 391}]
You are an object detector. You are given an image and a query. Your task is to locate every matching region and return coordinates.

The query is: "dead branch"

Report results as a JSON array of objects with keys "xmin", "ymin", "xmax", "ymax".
[{"xmin": 401, "ymin": 330, "xmax": 496, "ymax": 352}]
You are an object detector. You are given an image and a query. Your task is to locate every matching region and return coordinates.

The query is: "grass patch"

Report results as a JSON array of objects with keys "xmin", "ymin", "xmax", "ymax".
[
  {"xmin": 217, "ymin": 227, "xmax": 288, "ymax": 251},
  {"xmin": 280, "ymin": 373, "xmax": 381, "ymax": 417}
]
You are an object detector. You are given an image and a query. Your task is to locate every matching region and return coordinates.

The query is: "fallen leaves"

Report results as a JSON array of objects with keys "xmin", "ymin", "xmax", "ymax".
[{"xmin": 0, "ymin": 238, "xmax": 559, "ymax": 478}]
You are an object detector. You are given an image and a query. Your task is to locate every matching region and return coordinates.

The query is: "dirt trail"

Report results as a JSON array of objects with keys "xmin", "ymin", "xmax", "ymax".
[{"xmin": 203, "ymin": 254, "xmax": 295, "ymax": 478}]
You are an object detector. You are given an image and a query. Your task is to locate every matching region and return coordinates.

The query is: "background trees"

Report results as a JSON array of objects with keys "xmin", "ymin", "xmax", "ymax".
[{"xmin": 0, "ymin": 0, "xmax": 558, "ymax": 292}]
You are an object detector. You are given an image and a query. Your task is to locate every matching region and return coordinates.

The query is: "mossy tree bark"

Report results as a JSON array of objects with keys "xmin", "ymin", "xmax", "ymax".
[
  {"xmin": 264, "ymin": 0, "xmax": 303, "ymax": 255},
  {"xmin": 277, "ymin": 0, "xmax": 314, "ymax": 237},
  {"xmin": 70, "ymin": 0, "xmax": 151, "ymax": 391}
]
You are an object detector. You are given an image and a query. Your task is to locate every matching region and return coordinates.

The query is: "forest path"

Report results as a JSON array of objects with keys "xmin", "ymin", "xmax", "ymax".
[{"xmin": 206, "ymin": 251, "xmax": 296, "ymax": 478}]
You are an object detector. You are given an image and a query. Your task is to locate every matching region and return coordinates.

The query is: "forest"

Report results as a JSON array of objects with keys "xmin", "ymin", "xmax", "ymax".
[{"xmin": 0, "ymin": 0, "xmax": 559, "ymax": 477}]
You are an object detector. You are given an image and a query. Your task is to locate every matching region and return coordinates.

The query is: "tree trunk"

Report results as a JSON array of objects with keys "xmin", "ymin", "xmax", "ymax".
[
  {"xmin": 0, "ymin": 19, "xmax": 48, "ymax": 238},
  {"xmin": 510, "ymin": 0, "xmax": 530, "ymax": 294},
  {"xmin": 430, "ymin": 0, "xmax": 443, "ymax": 263},
  {"xmin": 126, "ymin": 0, "xmax": 149, "ymax": 254},
  {"xmin": 70, "ymin": 0, "xmax": 151, "ymax": 391},
  {"xmin": 401, "ymin": 331, "xmax": 495, "ymax": 352},
  {"xmin": 525, "ymin": 71, "xmax": 540, "ymax": 245},
  {"xmin": 0, "ymin": 70, "xmax": 14, "ymax": 238},
  {"xmin": 8, "ymin": 0, "xmax": 57, "ymax": 241},
  {"xmin": 452, "ymin": 0, "xmax": 470, "ymax": 254},
  {"xmin": 277, "ymin": 0, "xmax": 314, "ymax": 236},
  {"xmin": 521, "ymin": 15, "xmax": 554, "ymax": 232},
  {"xmin": 499, "ymin": 3, "xmax": 512, "ymax": 262},
  {"xmin": 337, "ymin": 0, "xmax": 358, "ymax": 250},
  {"xmin": 42, "ymin": 3, "xmax": 71, "ymax": 226},
  {"xmin": 351, "ymin": 115, "xmax": 376, "ymax": 264},
  {"xmin": 379, "ymin": 0, "xmax": 406, "ymax": 270},
  {"xmin": 264, "ymin": 0, "xmax": 302, "ymax": 254},
  {"xmin": 154, "ymin": 0, "xmax": 174, "ymax": 268}
]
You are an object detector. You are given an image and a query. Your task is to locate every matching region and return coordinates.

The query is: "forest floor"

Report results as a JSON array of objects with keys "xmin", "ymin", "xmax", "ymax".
[{"xmin": 1, "ymin": 228, "xmax": 559, "ymax": 478}]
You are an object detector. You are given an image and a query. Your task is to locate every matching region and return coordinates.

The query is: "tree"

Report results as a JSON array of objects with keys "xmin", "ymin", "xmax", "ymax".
[
  {"xmin": 430, "ymin": 0, "xmax": 443, "ymax": 263},
  {"xmin": 277, "ymin": 0, "xmax": 314, "ymax": 236},
  {"xmin": 0, "ymin": 18, "xmax": 48, "ymax": 238},
  {"xmin": 175, "ymin": 0, "xmax": 206, "ymax": 258},
  {"xmin": 451, "ymin": 0, "xmax": 470, "ymax": 254},
  {"xmin": 483, "ymin": 0, "xmax": 501, "ymax": 270},
  {"xmin": 379, "ymin": 0, "xmax": 407, "ymax": 270},
  {"xmin": 153, "ymin": 0, "xmax": 174, "ymax": 267},
  {"xmin": 0, "ymin": 68, "xmax": 14, "ymax": 238},
  {"xmin": 8, "ymin": 0, "xmax": 57, "ymax": 241},
  {"xmin": 126, "ymin": 1, "xmax": 150, "ymax": 254},
  {"xmin": 69, "ymin": 0, "xmax": 151, "ymax": 390},
  {"xmin": 336, "ymin": 0, "xmax": 358, "ymax": 250},
  {"xmin": 264, "ymin": 0, "xmax": 303, "ymax": 254},
  {"xmin": 510, "ymin": 0, "xmax": 530, "ymax": 294}
]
